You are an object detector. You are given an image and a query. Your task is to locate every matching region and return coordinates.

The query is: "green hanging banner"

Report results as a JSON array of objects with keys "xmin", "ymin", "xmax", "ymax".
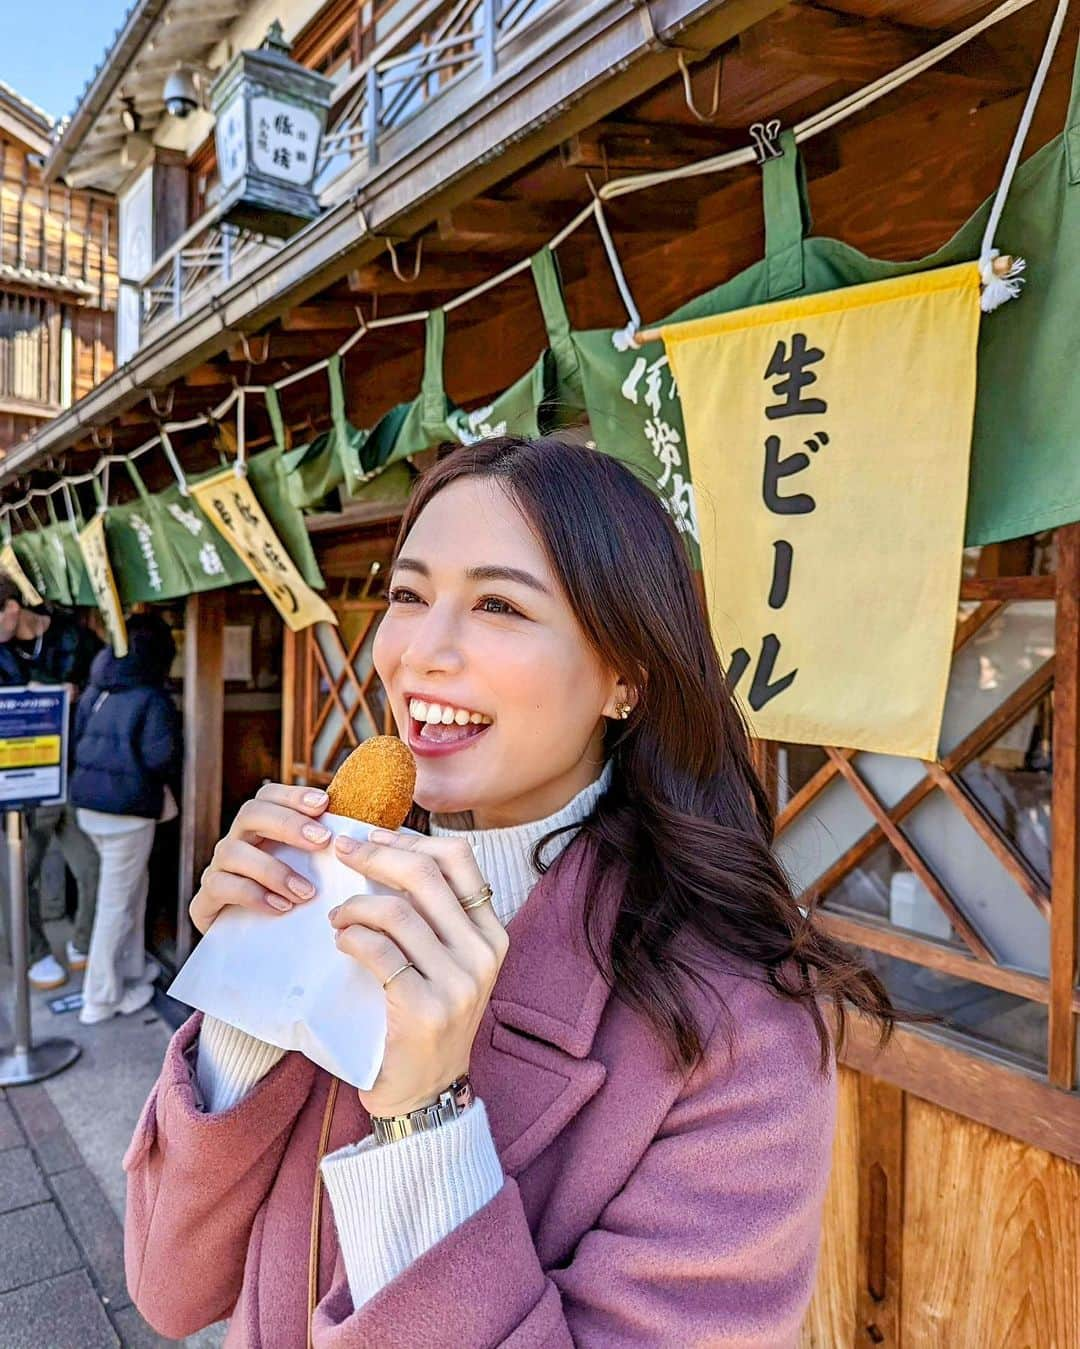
[
  {"xmin": 11, "ymin": 508, "xmax": 66, "ymax": 603},
  {"xmin": 276, "ymin": 382, "xmax": 345, "ymax": 512},
  {"xmin": 573, "ymin": 28, "xmax": 1080, "ymax": 551},
  {"xmin": 103, "ymin": 460, "xmax": 197, "ymax": 603},
  {"xmin": 45, "ymin": 496, "xmax": 93, "ymax": 606}
]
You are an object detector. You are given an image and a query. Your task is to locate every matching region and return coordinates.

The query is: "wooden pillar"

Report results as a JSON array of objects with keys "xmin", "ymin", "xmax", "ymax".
[
  {"xmin": 177, "ymin": 590, "xmax": 225, "ymax": 964},
  {"xmin": 1049, "ymin": 523, "xmax": 1080, "ymax": 1087},
  {"xmin": 856, "ymin": 1076, "xmax": 905, "ymax": 1346},
  {"xmin": 281, "ymin": 624, "xmax": 299, "ymax": 786}
]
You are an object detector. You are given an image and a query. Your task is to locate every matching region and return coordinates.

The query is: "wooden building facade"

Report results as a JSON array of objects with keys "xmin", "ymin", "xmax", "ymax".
[
  {"xmin": 0, "ymin": 82, "xmax": 116, "ymax": 452},
  {"xmin": 2, "ymin": 1, "xmax": 1078, "ymax": 1342}
]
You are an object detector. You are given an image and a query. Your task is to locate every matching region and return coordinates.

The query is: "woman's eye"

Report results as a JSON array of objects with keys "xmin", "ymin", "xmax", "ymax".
[
  {"xmin": 388, "ymin": 587, "xmax": 422, "ymax": 605},
  {"xmin": 477, "ymin": 596, "xmax": 521, "ymax": 617}
]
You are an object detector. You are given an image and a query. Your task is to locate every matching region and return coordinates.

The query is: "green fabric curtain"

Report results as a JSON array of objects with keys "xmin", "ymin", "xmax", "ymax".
[
  {"xmin": 234, "ymin": 447, "xmax": 327, "ymax": 590},
  {"xmin": 572, "ymin": 32, "xmax": 1080, "ymax": 547}
]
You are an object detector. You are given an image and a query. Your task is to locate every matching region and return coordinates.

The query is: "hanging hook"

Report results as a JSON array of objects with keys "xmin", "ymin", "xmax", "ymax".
[
  {"xmin": 384, "ymin": 235, "xmax": 423, "ymax": 283},
  {"xmin": 677, "ymin": 49, "xmax": 723, "ymax": 124},
  {"xmin": 89, "ymin": 425, "xmax": 113, "ymax": 452},
  {"xmin": 147, "ymin": 386, "xmax": 175, "ymax": 420},
  {"xmin": 237, "ymin": 331, "xmax": 271, "ymax": 365},
  {"xmin": 749, "ymin": 119, "xmax": 784, "ymax": 165}
]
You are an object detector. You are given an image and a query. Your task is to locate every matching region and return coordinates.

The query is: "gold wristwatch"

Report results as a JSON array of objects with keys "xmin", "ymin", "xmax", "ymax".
[{"xmin": 370, "ymin": 1075, "xmax": 475, "ymax": 1146}]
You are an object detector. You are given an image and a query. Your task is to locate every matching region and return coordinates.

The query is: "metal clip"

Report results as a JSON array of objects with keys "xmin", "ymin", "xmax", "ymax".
[{"xmin": 749, "ymin": 119, "xmax": 783, "ymax": 165}]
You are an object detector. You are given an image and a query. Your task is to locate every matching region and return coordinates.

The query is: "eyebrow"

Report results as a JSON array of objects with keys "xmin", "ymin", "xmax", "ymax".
[{"xmin": 395, "ymin": 557, "xmax": 551, "ymax": 595}]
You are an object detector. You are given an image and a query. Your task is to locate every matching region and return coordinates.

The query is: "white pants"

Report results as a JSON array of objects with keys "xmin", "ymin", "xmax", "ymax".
[{"xmin": 79, "ymin": 817, "xmax": 157, "ymax": 1012}]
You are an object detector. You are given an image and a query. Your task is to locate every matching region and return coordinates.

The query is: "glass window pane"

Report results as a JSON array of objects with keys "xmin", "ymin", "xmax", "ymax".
[{"xmin": 863, "ymin": 950, "xmax": 1047, "ymax": 1073}]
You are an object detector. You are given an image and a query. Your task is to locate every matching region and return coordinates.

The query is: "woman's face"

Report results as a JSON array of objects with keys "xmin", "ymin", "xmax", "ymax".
[{"xmin": 373, "ymin": 476, "xmax": 622, "ymax": 829}]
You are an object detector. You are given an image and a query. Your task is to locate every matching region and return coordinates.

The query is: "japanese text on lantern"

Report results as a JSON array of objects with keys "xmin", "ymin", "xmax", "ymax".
[
  {"xmin": 726, "ymin": 333, "xmax": 829, "ymax": 712},
  {"xmin": 190, "ymin": 468, "xmax": 335, "ymax": 631}
]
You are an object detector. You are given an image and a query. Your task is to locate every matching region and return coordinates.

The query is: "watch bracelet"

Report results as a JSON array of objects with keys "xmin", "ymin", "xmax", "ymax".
[{"xmin": 370, "ymin": 1075, "xmax": 474, "ymax": 1146}]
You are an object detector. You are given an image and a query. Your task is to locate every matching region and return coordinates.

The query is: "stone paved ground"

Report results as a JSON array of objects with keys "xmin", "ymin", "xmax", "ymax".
[{"xmin": 0, "ymin": 916, "xmax": 226, "ymax": 1348}]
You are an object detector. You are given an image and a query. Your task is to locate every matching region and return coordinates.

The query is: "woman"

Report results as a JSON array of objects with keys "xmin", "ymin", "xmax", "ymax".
[
  {"xmin": 125, "ymin": 438, "xmax": 894, "ymax": 1346},
  {"xmin": 71, "ymin": 612, "xmax": 181, "ymax": 1025}
]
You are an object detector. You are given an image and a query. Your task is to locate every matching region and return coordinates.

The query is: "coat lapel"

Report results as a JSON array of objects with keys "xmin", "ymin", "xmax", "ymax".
[{"xmin": 471, "ymin": 843, "xmax": 613, "ymax": 1176}]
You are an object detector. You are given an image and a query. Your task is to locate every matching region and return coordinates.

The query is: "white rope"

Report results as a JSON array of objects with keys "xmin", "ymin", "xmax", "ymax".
[
  {"xmin": 234, "ymin": 388, "xmax": 247, "ymax": 476},
  {"xmin": 0, "ymin": 0, "xmax": 1049, "ymax": 514},
  {"xmin": 978, "ymin": 0, "xmax": 1071, "ymax": 309},
  {"xmin": 159, "ymin": 427, "xmax": 190, "ymax": 497},
  {"xmin": 590, "ymin": 198, "xmax": 642, "ymax": 349}
]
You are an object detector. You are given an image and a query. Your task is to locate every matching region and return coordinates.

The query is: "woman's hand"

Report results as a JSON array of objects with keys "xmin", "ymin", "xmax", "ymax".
[
  {"xmin": 189, "ymin": 783, "xmax": 333, "ymax": 935},
  {"xmin": 329, "ymin": 831, "xmax": 509, "ymax": 1118}
]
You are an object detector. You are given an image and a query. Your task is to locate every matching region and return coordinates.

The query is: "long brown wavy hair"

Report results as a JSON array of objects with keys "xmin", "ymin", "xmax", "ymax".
[{"xmin": 395, "ymin": 436, "xmax": 896, "ymax": 1071}]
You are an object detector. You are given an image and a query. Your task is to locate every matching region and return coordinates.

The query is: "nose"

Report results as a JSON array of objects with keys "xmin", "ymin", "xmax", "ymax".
[{"xmin": 399, "ymin": 602, "xmax": 465, "ymax": 679}]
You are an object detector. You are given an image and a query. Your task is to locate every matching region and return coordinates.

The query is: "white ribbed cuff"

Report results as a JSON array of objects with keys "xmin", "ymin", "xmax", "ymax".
[
  {"xmin": 195, "ymin": 1016, "xmax": 287, "ymax": 1113},
  {"xmin": 321, "ymin": 1100, "xmax": 504, "ymax": 1308}
]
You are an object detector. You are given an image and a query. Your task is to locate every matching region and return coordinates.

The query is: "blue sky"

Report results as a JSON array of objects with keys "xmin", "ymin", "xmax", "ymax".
[{"xmin": 0, "ymin": 1, "xmax": 133, "ymax": 123}]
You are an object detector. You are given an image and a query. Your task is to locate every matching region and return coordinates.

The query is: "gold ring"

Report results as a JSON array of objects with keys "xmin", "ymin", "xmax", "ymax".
[
  {"xmin": 460, "ymin": 883, "xmax": 494, "ymax": 912},
  {"xmin": 382, "ymin": 961, "xmax": 415, "ymax": 989}
]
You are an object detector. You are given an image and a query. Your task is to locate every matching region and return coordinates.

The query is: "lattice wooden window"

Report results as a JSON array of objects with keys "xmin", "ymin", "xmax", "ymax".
[
  {"xmin": 772, "ymin": 526, "xmax": 1079, "ymax": 1090},
  {"xmin": 282, "ymin": 574, "xmax": 393, "ymax": 787}
]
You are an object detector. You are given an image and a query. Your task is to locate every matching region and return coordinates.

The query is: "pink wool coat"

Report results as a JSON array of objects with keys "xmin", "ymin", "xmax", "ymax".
[{"xmin": 124, "ymin": 845, "xmax": 835, "ymax": 1347}]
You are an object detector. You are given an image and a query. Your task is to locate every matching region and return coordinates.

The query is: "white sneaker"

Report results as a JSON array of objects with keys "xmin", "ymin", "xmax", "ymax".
[
  {"xmin": 117, "ymin": 981, "xmax": 156, "ymax": 1016},
  {"xmin": 65, "ymin": 941, "xmax": 88, "ymax": 973},
  {"xmin": 78, "ymin": 998, "xmax": 115, "ymax": 1026},
  {"xmin": 28, "ymin": 954, "xmax": 67, "ymax": 991}
]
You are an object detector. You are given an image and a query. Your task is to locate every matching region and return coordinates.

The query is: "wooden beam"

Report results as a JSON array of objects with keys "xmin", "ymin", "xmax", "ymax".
[
  {"xmin": 178, "ymin": 589, "xmax": 225, "ymax": 966},
  {"xmin": 816, "ymin": 910, "xmax": 1062, "ymax": 1010},
  {"xmin": 1049, "ymin": 523, "xmax": 1080, "ymax": 1087},
  {"xmin": 280, "ymin": 302, "xmax": 368, "ymax": 332},
  {"xmin": 842, "ymin": 1018, "xmax": 1080, "ymax": 1166},
  {"xmin": 437, "ymin": 194, "xmax": 696, "ymax": 242},
  {"xmin": 856, "ymin": 1076, "xmax": 904, "ymax": 1347},
  {"xmin": 739, "ymin": 8, "xmax": 926, "ymax": 80},
  {"xmin": 562, "ymin": 120, "xmax": 742, "ymax": 172}
]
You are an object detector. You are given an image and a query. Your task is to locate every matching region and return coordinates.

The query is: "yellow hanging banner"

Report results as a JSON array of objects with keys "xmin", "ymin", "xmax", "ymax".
[
  {"xmin": 190, "ymin": 467, "xmax": 337, "ymax": 632},
  {"xmin": 0, "ymin": 544, "xmax": 44, "ymax": 607},
  {"xmin": 77, "ymin": 514, "xmax": 129, "ymax": 657},
  {"xmin": 663, "ymin": 264, "xmax": 981, "ymax": 760}
]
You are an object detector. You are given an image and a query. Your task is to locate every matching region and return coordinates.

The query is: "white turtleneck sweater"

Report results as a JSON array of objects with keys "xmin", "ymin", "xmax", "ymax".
[{"xmin": 194, "ymin": 763, "xmax": 611, "ymax": 1310}]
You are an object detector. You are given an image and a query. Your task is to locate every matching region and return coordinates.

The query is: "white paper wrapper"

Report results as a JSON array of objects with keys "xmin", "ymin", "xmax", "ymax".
[{"xmin": 168, "ymin": 812, "xmax": 405, "ymax": 1089}]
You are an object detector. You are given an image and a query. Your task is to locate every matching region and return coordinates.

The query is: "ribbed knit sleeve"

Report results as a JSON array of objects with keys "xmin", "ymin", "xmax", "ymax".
[
  {"xmin": 195, "ymin": 1015, "xmax": 286, "ymax": 1113},
  {"xmin": 320, "ymin": 1101, "xmax": 504, "ymax": 1308}
]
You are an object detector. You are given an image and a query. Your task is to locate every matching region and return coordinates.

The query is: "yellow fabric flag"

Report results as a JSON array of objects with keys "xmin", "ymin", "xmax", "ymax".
[
  {"xmin": 77, "ymin": 514, "xmax": 129, "ymax": 657},
  {"xmin": 191, "ymin": 467, "xmax": 336, "ymax": 632},
  {"xmin": 663, "ymin": 264, "xmax": 980, "ymax": 760},
  {"xmin": 0, "ymin": 544, "xmax": 43, "ymax": 607}
]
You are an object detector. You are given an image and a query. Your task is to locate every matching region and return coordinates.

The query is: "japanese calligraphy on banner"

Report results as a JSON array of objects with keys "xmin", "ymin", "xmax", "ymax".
[
  {"xmin": 0, "ymin": 544, "xmax": 43, "ymax": 606},
  {"xmin": 77, "ymin": 515, "xmax": 128, "ymax": 657},
  {"xmin": 663, "ymin": 264, "xmax": 981, "ymax": 760},
  {"xmin": 190, "ymin": 467, "xmax": 336, "ymax": 632}
]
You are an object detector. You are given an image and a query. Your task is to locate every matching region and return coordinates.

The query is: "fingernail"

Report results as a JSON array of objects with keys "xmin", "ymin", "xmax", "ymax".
[
  {"xmin": 302, "ymin": 823, "xmax": 331, "ymax": 844},
  {"xmin": 328, "ymin": 904, "xmax": 340, "ymax": 920},
  {"xmin": 287, "ymin": 876, "xmax": 315, "ymax": 900},
  {"xmin": 267, "ymin": 895, "xmax": 293, "ymax": 913},
  {"xmin": 368, "ymin": 828, "xmax": 395, "ymax": 845},
  {"xmin": 303, "ymin": 790, "xmax": 328, "ymax": 807},
  {"xmin": 335, "ymin": 835, "xmax": 357, "ymax": 855}
]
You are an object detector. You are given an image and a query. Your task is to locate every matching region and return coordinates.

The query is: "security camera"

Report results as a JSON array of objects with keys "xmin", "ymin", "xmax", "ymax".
[{"xmin": 163, "ymin": 68, "xmax": 200, "ymax": 118}]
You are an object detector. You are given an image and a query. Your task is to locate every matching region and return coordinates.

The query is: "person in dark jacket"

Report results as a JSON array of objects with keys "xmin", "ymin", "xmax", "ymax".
[
  {"xmin": 71, "ymin": 613, "xmax": 181, "ymax": 1025},
  {"xmin": 0, "ymin": 572, "xmax": 103, "ymax": 989}
]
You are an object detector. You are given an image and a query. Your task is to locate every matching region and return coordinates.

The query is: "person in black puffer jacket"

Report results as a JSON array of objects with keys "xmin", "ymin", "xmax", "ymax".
[{"xmin": 71, "ymin": 613, "xmax": 182, "ymax": 1025}]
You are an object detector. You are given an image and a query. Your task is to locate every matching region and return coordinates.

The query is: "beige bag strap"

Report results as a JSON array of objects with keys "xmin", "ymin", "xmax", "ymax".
[{"xmin": 307, "ymin": 1076, "xmax": 340, "ymax": 1349}]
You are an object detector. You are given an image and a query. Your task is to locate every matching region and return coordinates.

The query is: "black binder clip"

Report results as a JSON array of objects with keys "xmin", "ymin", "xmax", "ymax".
[{"xmin": 749, "ymin": 119, "xmax": 783, "ymax": 165}]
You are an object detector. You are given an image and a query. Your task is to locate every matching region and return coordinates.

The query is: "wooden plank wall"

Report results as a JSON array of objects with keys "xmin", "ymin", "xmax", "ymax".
[
  {"xmin": 802, "ymin": 1071, "xmax": 1080, "ymax": 1346},
  {"xmin": 0, "ymin": 138, "xmax": 117, "ymax": 299}
]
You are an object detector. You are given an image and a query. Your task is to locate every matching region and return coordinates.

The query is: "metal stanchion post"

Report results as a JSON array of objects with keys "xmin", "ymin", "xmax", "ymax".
[{"xmin": 0, "ymin": 808, "xmax": 80, "ymax": 1085}]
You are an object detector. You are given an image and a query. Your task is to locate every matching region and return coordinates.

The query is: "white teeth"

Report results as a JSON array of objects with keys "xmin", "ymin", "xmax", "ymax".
[{"xmin": 411, "ymin": 699, "xmax": 492, "ymax": 727}]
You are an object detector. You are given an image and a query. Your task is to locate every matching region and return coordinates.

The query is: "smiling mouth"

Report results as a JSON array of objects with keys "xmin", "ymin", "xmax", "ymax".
[{"xmin": 407, "ymin": 697, "xmax": 492, "ymax": 749}]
